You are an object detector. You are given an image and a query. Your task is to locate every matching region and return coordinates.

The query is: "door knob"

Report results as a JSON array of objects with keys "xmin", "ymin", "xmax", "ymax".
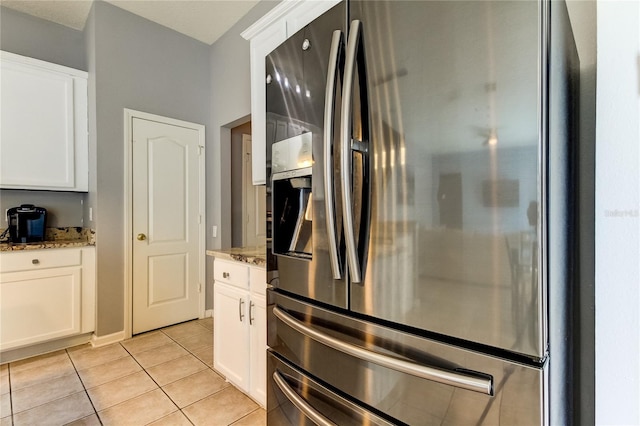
[{"xmin": 137, "ymin": 233, "xmax": 147, "ymax": 241}]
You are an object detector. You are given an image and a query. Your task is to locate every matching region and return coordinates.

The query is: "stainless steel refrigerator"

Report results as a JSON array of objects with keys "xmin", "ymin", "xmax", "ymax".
[{"xmin": 265, "ymin": 1, "xmax": 578, "ymax": 424}]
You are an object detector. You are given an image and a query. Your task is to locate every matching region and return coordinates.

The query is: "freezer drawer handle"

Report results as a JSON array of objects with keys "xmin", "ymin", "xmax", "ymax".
[
  {"xmin": 273, "ymin": 371, "xmax": 336, "ymax": 426},
  {"xmin": 323, "ymin": 29, "xmax": 343, "ymax": 280},
  {"xmin": 274, "ymin": 306, "xmax": 493, "ymax": 395}
]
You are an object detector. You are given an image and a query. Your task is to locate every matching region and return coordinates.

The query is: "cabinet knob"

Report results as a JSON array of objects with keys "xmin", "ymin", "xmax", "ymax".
[
  {"xmin": 137, "ymin": 233, "xmax": 147, "ymax": 241},
  {"xmin": 32, "ymin": 259, "xmax": 39, "ymax": 264},
  {"xmin": 223, "ymin": 272, "xmax": 230, "ymax": 279}
]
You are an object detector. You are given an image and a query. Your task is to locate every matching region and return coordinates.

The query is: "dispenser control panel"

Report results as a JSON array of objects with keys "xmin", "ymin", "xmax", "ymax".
[{"xmin": 272, "ymin": 133, "xmax": 313, "ymax": 176}]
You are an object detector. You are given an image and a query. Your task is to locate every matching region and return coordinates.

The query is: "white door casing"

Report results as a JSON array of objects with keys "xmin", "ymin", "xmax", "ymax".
[
  {"xmin": 242, "ymin": 134, "xmax": 257, "ymax": 246},
  {"xmin": 126, "ymin": 111, "xmax": 205, "ymax": 335},
  {"xmin": 241, "ymin": 134, "xmax": 267, "ymax": 247}
]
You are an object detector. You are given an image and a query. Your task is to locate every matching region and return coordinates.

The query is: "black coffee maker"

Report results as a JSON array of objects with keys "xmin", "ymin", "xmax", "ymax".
[{"xmin": 6, "ymin": 204, "xmax": 47, "ymax": 243}]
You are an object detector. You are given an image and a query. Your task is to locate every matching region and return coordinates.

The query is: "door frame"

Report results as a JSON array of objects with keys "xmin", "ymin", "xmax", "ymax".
[
  {"xmin": 123, "ymin": 109, "xmax": 206, "ymax": 339},
  {"xmin": 241, "ymin": 133, "xmax": 254, "ymax": 246}
]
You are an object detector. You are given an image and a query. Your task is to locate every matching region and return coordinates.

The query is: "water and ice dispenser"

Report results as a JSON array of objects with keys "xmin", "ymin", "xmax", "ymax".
[{"xmin": 271, "ymin": 133, "xmax": 313, "ymax": 260}]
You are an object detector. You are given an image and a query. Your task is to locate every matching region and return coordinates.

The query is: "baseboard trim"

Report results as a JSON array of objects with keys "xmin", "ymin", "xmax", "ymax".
[
  {"xmin": 205, "ymin": 309, "xmax": 213, "ymax": 318},
  {"xmin": 1, "ymin": 333, "xmax": 94, "ymax": 364},
  {"xmin": 91, "ymin": 330, "xmax": 125, "ymax": 347}
]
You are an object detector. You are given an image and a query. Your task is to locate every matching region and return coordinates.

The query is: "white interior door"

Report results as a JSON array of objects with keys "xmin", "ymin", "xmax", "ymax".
[{"xmin": 132, "ymin": 117, "xmax": 202, "ymax": 334}]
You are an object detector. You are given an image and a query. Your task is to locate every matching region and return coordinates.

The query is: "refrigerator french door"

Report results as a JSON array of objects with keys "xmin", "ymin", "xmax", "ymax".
[{"xmin": 266, "ymin": 0, "xmax": 577, "ymax": 424}]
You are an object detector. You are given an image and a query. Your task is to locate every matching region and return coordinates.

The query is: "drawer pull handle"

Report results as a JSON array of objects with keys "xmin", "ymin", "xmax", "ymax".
[
  {"xmin": 32, "ymin": 259, "xmax": 40, "ymax": 264},
  {"xmin": 273, "ymin": 371, "xmax": 335, "ymax": 426},
  {"xmin": 274, "ymin": 306, "xmax": 494, "ymax": 395},
  {"xmin": 239, "ymin": 298, "xmax": 245, "ymax": 322},
  {"xmin": 223, "ymin": 272, "xmax": 230, "ymax": 279}
]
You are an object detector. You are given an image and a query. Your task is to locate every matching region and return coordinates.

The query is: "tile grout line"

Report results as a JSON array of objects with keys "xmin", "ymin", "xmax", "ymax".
[
  {"xmin": 161, "ymin": 323, "xmax": 265, "ymax": 425},
  {"xmin": 145, "ymin": 327, "xmax": 230, "ymax": 425},
  {"xmin": 153, "ymin": 327, "xmax": 229, "ymax": 425},
  {"xmin": 8, "ymin": 352, "xmax": 97, "ymax": 425},
  {"xmin": 159, "ymin": 328, "xmax": 244, "ymax": 426},
  {"xmin": 5, "ymin": 319, "xmax": 242, "ymax": 426},
  {"xmin": 113, "ymin": 338, "xmax": 185, "ymax": 424},
  {"xmin": 159, "ymin": 328, "xmax": 212, "ymax": 368},
  {"xmin": 7, "ymin": 364, "xmax": 14, "ymax": 426},
  {"xmin": 159, "ymin": 327, "xmax": 262, "ymax": 426},
  {"xmin": 228, "ymin": 407, "xmax": 262, "ymax": 426},
  {"xmin": 65, "ymin": 346, "xmax": 103, "ymax": 426},
  {"xmin": 119, "ymin": 333, "xmax": 195, "ymax": 426}
]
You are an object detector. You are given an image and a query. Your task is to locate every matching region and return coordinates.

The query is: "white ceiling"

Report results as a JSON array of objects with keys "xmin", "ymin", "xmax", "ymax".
[{"xmin": 0, "ymin": 0, "xmax": 260, "ymax": 45}]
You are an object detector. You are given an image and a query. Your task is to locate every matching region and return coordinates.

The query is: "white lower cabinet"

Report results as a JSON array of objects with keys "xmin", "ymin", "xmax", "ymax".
[
  {"xmin": 0, "ymin": 247, "xmax": 96, "ymax": 351},
  {"xmin": 248, "ymin": 292, "xmax": 266, "ymax": 405},
  {"xmin": 214, "ymin": 282, "xmax": 251, "ymax": 390},
  {"xmin": 213, "ymin": 258, "xmax": 266, "ymax": 407}
]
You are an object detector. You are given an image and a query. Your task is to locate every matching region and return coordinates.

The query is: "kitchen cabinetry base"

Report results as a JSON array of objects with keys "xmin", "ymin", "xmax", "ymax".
[{"xmin": 0, "ymin": 332, "xmax": 94, "ymax": 364}]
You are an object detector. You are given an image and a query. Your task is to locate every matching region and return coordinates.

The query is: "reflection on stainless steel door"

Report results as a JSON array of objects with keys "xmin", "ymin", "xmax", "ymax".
[
  {"xmin": 268, "ymin": 352, "xmax": 394, "ymax": 426},
  {"xmin": 348, "ymin": 0, "xmax": 544, "ymax": 358},
  {"xmin": 271, "ymin": 292, "xmax": 544, "ymax": 426},
  {"xmin": 266, "ymin": 2, "xmax": 348, "ymax": 309}
]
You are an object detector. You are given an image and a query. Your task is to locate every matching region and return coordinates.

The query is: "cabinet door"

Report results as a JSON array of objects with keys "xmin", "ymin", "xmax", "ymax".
[
  {"xmin": 214, "ymin": 282, "xmax": 250, "ymax": 391},
  {"xmin": 0, "ymin": 52, "xmax": 88, "ymax": 191},
  {"xmin": 249, "ymin": 293, "xmax": 267, "ymax": 407},
  {"xmin": 0, "ymin": 266, "xmax": 82, "ymax": 350}
]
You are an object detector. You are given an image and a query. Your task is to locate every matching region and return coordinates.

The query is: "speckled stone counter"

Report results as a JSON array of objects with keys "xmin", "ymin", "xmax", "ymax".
[
  {"xmin": 206, "ymin": 246, "xmax": 267, "ymax": 267},
  {"xmin": 0, "ymin": 228, "xmax": 95, "ymax": 251}
]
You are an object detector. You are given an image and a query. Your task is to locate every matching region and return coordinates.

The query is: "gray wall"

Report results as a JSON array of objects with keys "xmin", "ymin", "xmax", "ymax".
[
  {"xmin": 0, "ymin": 6, "xmax": 88, "ymax": 229},
  {"xmin": 206, "ymin": 0, "xmax": 279, "ymax": 304},
  {"xmin": 0, "ymin": 0, "xmax": 276, "ymax": 334},
  {"xmin": 0, "ymin": 6, "xmax": 86, "ymax": 70},
  {"xmin": 0, "ymin": 191, "xmax": 84, "ymax": 228},
  {"xmin": 86, "ymin": 0, "xmax": 211, "ymax": 336}
]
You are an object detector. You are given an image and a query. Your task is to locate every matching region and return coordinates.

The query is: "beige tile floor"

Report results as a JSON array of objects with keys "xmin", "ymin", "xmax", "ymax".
[{"xmin": 0, "ymin": 318, "xmax": 266, "ymax": 426}]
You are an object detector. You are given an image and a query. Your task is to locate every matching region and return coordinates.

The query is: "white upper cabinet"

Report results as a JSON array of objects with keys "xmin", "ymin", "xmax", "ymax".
[
  {"xmin": 242, "ymin": 20, "xmax": 286, "ymax": 186},
  {"xmin": 242, "ymin": 0, "xmax": 340, "ymax": 186},
  {"xmin": 0, "ymin": 51, "xmax": 88, "ymax": 192}
]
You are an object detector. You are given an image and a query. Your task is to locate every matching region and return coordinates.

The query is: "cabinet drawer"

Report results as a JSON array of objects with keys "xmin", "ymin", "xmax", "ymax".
[
  {"xmin": 250, "ymin": 267, "xmax": 267, "ymax": 296},
  {"xmin": 214, "ymin": 258, "xmax": 249, "ymax": 289},
  {"xmin": 0, "ymin": 248, "xmax": 82, "ymax": 273}
]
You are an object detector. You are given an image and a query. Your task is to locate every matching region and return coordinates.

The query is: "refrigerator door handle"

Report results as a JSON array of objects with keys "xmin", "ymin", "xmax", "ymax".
[
  {"xmin": 323, "ymin": 29, "xmax": 343, "ymax": 280},
  {"xmin": 274, "ymin": 306, "xmax": 494, "ymax": 395},
  {"xmin": 340, "ymin": 19, "xmax": 362, "ymax": 283},
  {"xmin": 273, "ymin": 371, "xmax": 336, "ymax": 426}
]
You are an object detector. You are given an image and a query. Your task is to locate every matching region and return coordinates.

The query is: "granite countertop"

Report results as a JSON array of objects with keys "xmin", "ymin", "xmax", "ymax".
[
  {"xmin": 0, "ymin": 228, "xmax": 95, "ymax": 252},
  {"xmin": 206, "ymin": 246, "xmax": 267, "ymax": 267}
]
